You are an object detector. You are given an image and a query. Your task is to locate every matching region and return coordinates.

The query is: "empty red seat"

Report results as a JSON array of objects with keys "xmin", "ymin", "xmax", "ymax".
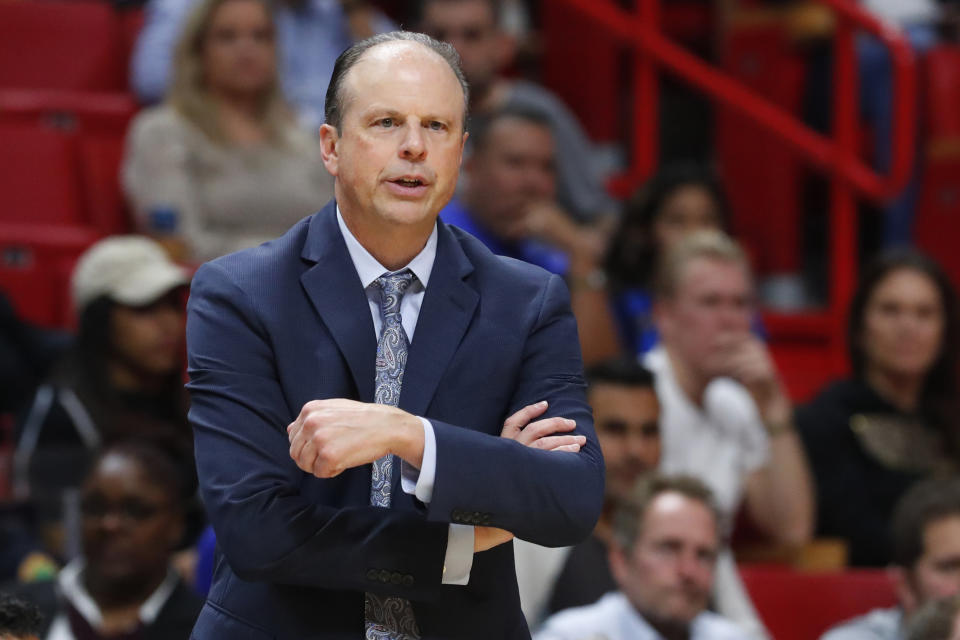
[
  {"xmin": 0, "ymin": 1, "xmax": 125, "ymax": 91},
  {"xmin": 717, "ymin": 21, "xmax": 806, "ymax": 279},
  {"xmin": 0, "ymin": 89, "xmax": 139, "ymax": 234},
  {"xmin": 913, "ymin": 45, "xmax": 960, "ymax": 289},
  {"xmin": 0, "ymin": 123, "xmax": 85, "ymax": 227},
  {"xmin": 925, "ymin": 46, "xmax": 960, "ymax": 140},
  {"xmin": 740, "ymin": 566, "xmax": 897, "ymax": 640},
  {"xmin": 0, "ymin": 224, "xmax": 102, "ymax": 328}
]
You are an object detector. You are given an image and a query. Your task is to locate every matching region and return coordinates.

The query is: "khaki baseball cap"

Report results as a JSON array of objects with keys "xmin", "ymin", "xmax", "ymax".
[{"xmin": 72, "ymin": 236, "xmax": 190, "ymax": 312}]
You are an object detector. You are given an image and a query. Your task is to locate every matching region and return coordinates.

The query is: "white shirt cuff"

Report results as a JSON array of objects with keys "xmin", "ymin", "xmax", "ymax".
[
  {"xmin": 400, "ymin": 417, "xmax": 435, "ymax": 503},
  {"xmin": 442, "ymin": 524, "xmax": 475, "ymax": 585}
]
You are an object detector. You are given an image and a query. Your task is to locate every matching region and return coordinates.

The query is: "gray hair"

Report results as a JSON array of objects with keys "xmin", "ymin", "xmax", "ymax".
[
  {"xmin": 612, "ymin": 473, "xmax": 720, "ymax": 552},
  {"xmin": 323, "ymin": 31, "xmax": 469, "ymax": 132}
]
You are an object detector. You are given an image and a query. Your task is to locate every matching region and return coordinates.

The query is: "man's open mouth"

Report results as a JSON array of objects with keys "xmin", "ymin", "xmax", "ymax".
[{"xmin": 392, "ymin": 178, "xmax": 425, "ymax": 187}]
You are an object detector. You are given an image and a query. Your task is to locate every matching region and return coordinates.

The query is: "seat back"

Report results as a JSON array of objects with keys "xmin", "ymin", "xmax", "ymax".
[
  {"xmin": 0, "ymin": 122, "xmax": 85, "ymax": 226},
  {"xmin": 0, "ymin": 224, "xmax": 102, "ymax": 328},
  {"xmin": 740, "ymin": 566, "xmax": 897, "ymax": 640},
  {"xmin": 0, "ymin": 1, "xmax": 125, "ymax": 91}
]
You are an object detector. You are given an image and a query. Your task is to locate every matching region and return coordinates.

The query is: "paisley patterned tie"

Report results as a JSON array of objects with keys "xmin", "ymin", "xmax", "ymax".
[{"xmin": 365, "ymin": 269, "xmax": 420, "ymax": 640}]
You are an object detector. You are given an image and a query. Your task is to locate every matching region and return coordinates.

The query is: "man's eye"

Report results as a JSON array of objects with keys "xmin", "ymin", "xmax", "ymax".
[
  {"xmin": 428, "ymin": 121, "xmax": 446, "ymax": 131},
  {"xmin": 378, "ymin": 118, "xmax": 394, "ymax": 128}
]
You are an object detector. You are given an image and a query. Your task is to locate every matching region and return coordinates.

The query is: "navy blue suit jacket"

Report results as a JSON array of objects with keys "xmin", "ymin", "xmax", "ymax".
[{"xmin": 185, "ymin": 201, "xmax": 605, "ymax": 639}]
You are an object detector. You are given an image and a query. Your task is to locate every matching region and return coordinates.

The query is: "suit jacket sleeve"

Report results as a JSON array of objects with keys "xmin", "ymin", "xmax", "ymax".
[
  {"xmin": 427, "ymin": 274, "xmax": 605, "ymax": 547},
  {"xmin": 186, "ymin": 261, "xmax": 450, "ymax": 601}
]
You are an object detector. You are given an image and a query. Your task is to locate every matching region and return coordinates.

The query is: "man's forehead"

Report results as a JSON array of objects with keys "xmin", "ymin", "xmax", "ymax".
[
  {"xmin": 341, "ymin": 41, "xmax": 465, "ymax": 112},
  {"xmin": 350, "ymin": 41, "xmax": 454, "ymax": 84}
]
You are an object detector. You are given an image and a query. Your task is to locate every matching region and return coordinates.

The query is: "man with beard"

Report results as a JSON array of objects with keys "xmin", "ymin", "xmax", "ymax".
[{"xmin": 535, "ymin": 474, "xmax": 746, "ymax": 640}]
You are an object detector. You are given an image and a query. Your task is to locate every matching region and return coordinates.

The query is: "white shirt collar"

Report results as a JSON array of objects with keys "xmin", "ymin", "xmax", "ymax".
[
  {"xmin": 336, "ymin": 205, "xmax": 437, "ymax": 289},
  {"xmin": 56, "ymin": 558, "xmax": 180, "ymax": 628}
]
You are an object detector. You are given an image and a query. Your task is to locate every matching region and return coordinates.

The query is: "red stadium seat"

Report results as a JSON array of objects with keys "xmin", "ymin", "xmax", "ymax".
[
  {"xmin": 0, "ymin": 89, "xmax": 139, "ymax": 234},
  {"xmin": 0, "ymin": 123, "xmax": 86, "ymax": 226},
  {"xmin": 716, "ymin": 20, "xmax": 806, "ymax": 278},
  {"xmin": 914, "ymin": 46, "xmax": 960, "ymax": 290},
  {"xmin": 925, "ymin": 47, "xmax": 960, "ymax": 140},
  {"xmin": 0, "ymin": 1, "xmax": 125, "ymax": 91},
  {"xmin": 740, "ymin": 566, "xmax": 897, "ymax": 640},
  {"xmin": 0, "ymin": 224, "xmax": 102, "ymax": 328}
]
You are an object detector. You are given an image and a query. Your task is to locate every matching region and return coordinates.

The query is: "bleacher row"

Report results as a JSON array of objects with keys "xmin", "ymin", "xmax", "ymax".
[{"xmin": 0, "ymin": 0, "xmax": 144, "ymax": 328}]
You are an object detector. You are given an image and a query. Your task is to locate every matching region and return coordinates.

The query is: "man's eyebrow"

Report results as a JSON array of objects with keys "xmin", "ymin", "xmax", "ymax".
[{"xmin": 362, "ymin": 106, "xmax": 404, "ymax": 119}]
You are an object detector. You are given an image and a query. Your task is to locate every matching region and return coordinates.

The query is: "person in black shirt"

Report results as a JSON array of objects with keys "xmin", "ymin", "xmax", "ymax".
[{"xmin": 797, "ymin": 249, "xmax": 960, "ymax": 566}]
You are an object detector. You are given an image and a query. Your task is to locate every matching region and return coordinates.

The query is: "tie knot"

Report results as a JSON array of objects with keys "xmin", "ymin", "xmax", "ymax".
[{"xmin": 375, "ymin": 269, "xmax": 415, "ymax": 316}]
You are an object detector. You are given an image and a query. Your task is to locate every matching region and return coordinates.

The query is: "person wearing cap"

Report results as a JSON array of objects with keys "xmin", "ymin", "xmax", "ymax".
[{"xmin": 13, "ymin": 236, "xmax": 193, "ymax": 557}]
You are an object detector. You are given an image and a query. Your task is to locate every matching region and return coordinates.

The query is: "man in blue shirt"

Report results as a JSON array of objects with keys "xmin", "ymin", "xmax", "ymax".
[{"xmin": 440, "ymin": 106, "xmax": 602, "ymax": 278}]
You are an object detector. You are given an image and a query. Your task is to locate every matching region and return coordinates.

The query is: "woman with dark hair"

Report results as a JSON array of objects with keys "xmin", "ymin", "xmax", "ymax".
[
  {"xmin": 603, "ymin": 164, "xmax": 728, "ymax": 355},
  {"xmin": 796, "ymin": 249, "xmax": 960, "ymax": 567},
  {"xmin": 13, "ymin": 237, "xmax": 192, "ymax": 555}
]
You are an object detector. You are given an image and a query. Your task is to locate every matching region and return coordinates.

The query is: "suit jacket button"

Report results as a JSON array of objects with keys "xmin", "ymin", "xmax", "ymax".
[
  {"xmin": 390, "ymin": 572, "xmax": 402, "ymax": 585},
  {"xmin": 366, "ymin": 569, "xmax": 378, "ymax": 581},
  {"xmin": 379, "ymin": 570, "xmax": 391, "ymax": 583},
  {"xmin": 403, "ymin": 575, "xmax": 414, "ymax": 587},
  {"xmin": 451, "ymin": 509, "xmax": 462, "ymax": 522}
]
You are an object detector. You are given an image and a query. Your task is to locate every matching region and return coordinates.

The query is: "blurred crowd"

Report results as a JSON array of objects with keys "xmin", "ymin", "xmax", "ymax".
[{"xmin": 2, "ymin": 0, "xmax": 960, "ymax": 639}]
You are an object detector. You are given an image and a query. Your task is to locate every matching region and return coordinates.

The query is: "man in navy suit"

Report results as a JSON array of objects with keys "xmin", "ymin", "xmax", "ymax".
[{"xmin": 185, "ymin": 31, "xmax": 605, "ymax": 639}]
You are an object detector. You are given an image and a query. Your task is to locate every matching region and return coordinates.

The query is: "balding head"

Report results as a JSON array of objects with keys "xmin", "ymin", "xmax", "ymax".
[{"xmin": 324, "ymin": 31, "xmax": 469, "ymax": 132}]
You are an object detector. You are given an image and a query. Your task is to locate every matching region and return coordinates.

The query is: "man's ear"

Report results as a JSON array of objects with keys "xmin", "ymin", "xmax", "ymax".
[
  {"xmin": 608, "ymin": 541, "xmax": 629, "ymax": 588},
  {"xmin": 458, "ymin": 130, "xmax": 469, "ymax": 168},
  {"xmin": 891, "ymin": 566, "xmax": 920, "ymax": 615},
  {"xmin": 319, "ymin": 123, "xmax": 340, "ymax": 177},
  {"xmin": 495, "ymin": 32, "xmax": 518, "ymax": 71}
]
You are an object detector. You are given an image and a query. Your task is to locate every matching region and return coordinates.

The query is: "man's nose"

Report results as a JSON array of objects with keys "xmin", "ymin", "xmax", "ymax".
[{"xmin": 400, "ymin": 123, "xmax": 426, "ymax": 159}]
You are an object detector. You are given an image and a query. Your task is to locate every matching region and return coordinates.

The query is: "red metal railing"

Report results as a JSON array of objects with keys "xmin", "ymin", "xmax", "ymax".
[{"xmin": 552, "ymin": 0, "xmax": 918, "ymax": 376}]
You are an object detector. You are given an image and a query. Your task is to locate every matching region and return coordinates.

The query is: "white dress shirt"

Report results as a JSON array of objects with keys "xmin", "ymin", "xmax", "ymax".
[
  {"xmin": 46, "ymin": 559, "xmax": 180, "ymax": 640},
  {"xmin": 534, "ymin": 592, "xmax": 751, "ymax": 640},
  {"xmin": 336, "ymin": 208, "xmax": 474, "ymax": 585}
]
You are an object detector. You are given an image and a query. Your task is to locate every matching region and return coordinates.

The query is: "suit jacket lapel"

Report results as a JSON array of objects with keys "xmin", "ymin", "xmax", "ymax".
[
  {"xmin": 299, "ymin": 202, "xmax": 377, "ymax": 402},
  {"xmin": 401, "ymin": 221, "xmax": 478, "ymax": 417}
]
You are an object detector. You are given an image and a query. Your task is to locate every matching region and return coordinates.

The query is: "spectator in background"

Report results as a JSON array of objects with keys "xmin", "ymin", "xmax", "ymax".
[
  {"xmin": 646, "ymin": 230, "xmax": 814, "ymax": 636},
  {"xmin": 797, "ymin": 250, "xmax": 959, "ymax": 567},
  {"xmin": 604, "ymin": 164, "xmax": 729, "ymax": 356},
  {"xmin": 13, "ymin": 237, "xmax": 192, "ymax": 554},
  {"xmin": 0, "ymin": 594, "xmax": 43, "ymax": 640},
  {"xmin": 515, "ymin": 358, "xmax": 662, "ymax": 625},
  {"xmin": 123, "ymin": 0, "xmax": 334, "ymax": 263},
  {"xmin": 0, "ymin": 292, "xmax": 71, "ymax": 417},
  {"xmin": 535, "ymin": 474, "xmax": 748, "ymax": 640},
  {"xmin": 821, "ymin": 477, "xmax": 960, "ymax": 640},
  {"xmin": 131, "ymin": 0, "xmax": 395, "ymax": 127},
  {"xmin": 418, "ymin": 0, "xmax": 614, "ymax": 222},
  {"xmin": 440, "ymin": 106, "xmax": 621, "ymax": 363},
  {"xmin": 10, "ymin": 441, "xmax": 203, "ymax": 640}
]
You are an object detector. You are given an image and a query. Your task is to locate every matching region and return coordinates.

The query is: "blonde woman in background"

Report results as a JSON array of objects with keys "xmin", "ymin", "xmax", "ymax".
[{"xmin": 123, "ymin": 0, "xmax": 333, "ymax": 262}]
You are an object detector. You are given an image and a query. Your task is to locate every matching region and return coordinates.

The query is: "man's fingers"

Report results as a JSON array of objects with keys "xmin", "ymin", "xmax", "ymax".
[
  {"xmin": 531, "ymin": 434, "xmax": 585, "ymax": 451},
  {"xmin": 501, "ymin": 400, "xmax": 549, "ymax": 437},
  {"xmin": 516, "ymin": 417, "xmax": 576, "ymax": 446}
]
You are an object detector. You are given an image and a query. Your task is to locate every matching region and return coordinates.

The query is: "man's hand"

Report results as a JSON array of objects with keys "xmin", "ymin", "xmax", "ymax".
[
  {"xmin": 715, "ymin": 333, "xmax": 792, "ymax": 425},
  {"xmin": 287, "ymin": 399, "xmax": 424, "ymax": 478},
  {"xmin": 474, "ymin": 401, "xmax": 586, "ymax": 552},
  {"xmin": 500, "ymin": 400, "xmax": 586, "ymax": 452}
]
